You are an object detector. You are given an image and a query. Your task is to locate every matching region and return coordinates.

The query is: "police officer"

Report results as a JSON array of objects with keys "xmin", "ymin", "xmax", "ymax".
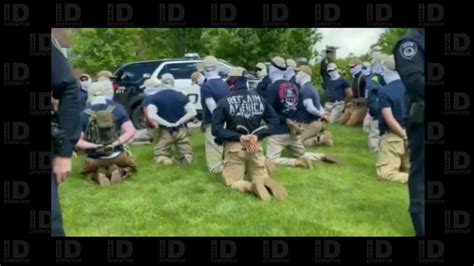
[
  {"xmin": 319, "ymin": 45, "xmax": 337, "ymax": 92},
  {"xmin": 338, "ymin": 58, "xmax": 368, "ymax": 126},
  {"xmin": 324, "ymin": 63, "xmax": 351, "ymax": 123},
  {"xmin": 365, "ymin": 56, "xmax": 387, "ymax": 152},
  {"xmin": 375, "ymin": 55, "xmax": 410, "ymax": 184},
  {"xmin": 78, "ymin": 74, "xmax": 91, "ymax": 108},
  {"xmin": 264, "ymin": 56, "xmax": 313, "ymax": 168},
  {"xmin": 255, "ymin": 62, "xmax": 271, "ymax": 99},
  {"xmin": 200, "ymin": 56, "xmax": 230, "ymax": 173},
  {"xmin": 146, "ymin": 73, "xmax": 197, "ymax": 166},
  {"xmin": 76, "ymin": 82, "xmax": 137, "ymax": 185},
  {"xmin": 51, "ymin": 43, "xmax": 82, "ymax": 236},
  {"xmin": 294, "ymin": 65, "xmax": 334, "ymax": 147},
  {"xmin": 394, "ymin": 28, "xmax": 425, "ymax": 236},
  {"xmin": 212, "ymin": 68, "xmax": 287, "ymax": 201}
]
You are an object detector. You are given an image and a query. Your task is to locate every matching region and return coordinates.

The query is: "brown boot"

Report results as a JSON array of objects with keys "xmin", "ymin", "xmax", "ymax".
[
  {"xmin": 296, "ymin": 156, "xmax": 313, "ymax": 169},
  {"xmin": 321, "ymin": 154, "xmax": 343, "ymax": 164},
  {"xmin": 95, "ymin": 173, "xmax": 111, "ymax": 186},
  {"xmin": 263, "ymin": 178, "xmax": 288, "ymax": 199},
  {"xmin": 110, "ymin": 169, "xmax": 123, "ymax": 184},
  {"xmin": 251, "ymin": 179, "xmax": 271, "ymax": 201}
]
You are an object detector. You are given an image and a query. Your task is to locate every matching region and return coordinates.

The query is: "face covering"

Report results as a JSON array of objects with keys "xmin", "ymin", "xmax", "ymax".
[
  {"xmin": 349, "ymin": 65, "xmax": 362, "ymax": 77},
  {"xmin": 203, "ymin": 66, "xmax": 221, "ymax": 80},
  {"xmin": 268, "ymin": 65, "xmax": 286, "ymax": 83},
  {"xmin": 295, "ymin": 72, "xmax": 311, "ymax": 86},
  {"xmin": 196, "ymin": 75, "xmax": 206, "ymax": 85},
  {"xmin": 328, "ymin": 70, "xmax": 340, "ymax": 80},
  {"xmin": 362, "ymin": 66, "xmax": 371, "ymax": 76},
  {"xmin": 371, "ymin": 62, "xmax": 384, "ymax": 74},
  {"xmin": 144, "ymin": 86, "xmax": 162, "ymax": 96},
  {"xmin": 80, "ymin": 79, "xmax": 91, "ymax": 90},
  {"xmin": 284, "ymin": 67, "xmax": 296, "ymax": 81},
  {"xmin": 256, "ymin": 70, "xmax": 266, "ymax": 79},
  {"xmin": 89, "ymin": 95, "xmax": 107, "ymax": 105},
  {"xmin": 162, "ymin": 81, "xmax": 174, "ymax": 89},
  {"xmin": 382, "ymin": 68, "xmax": 401, "ymax": 84}
]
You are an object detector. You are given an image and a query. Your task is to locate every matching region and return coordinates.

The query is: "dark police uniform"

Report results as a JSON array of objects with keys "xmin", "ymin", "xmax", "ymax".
[
  {"xmin": 147, "ymin": 89, "xmax": 193, "ymax": 165},
  {"xmin": 51, "ymin": 44, "xmax": 81, "ymax": 236},
  {"xmin": 394, "ymin": 28, "xmax": 425, "ymax": 236},
  {"xmin": 376, "ymin": 79, "xmax": 410, "ymax": 183},
  {"xmin": 212, "ymin": 83, "xmax": 283, "ymax": 200}
]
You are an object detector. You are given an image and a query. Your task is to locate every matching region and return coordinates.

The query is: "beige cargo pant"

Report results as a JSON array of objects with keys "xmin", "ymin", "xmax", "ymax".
[
  {"xmin": 266, "ymin": 133, "xmax": 324, "ymax": 166},
  {"xmin": 367, "ymin": 117, "xmax": 381, "ymax": 152},
  {"xmin": 300, "ymin": 120, "xmax": 334, "ymax": 147},
  {"xmin": 338, "ymin": 103, "xmax": 367, "ymax": 127},
  {"xmin": 205, "ymin": 125, "xmax": 224, "ymax": 173},
  {"xmin": 154, "ymin": 126, "xmax": 193, "ymax": 165},
  {"xmin": 324, "ymin": 101, "xmax": 345, "ymax": 123},
  {"xmin": 222, "ymin": 142, "xmax": 268, "ymax": 192},
  {"xmin": 376, "ymin": 132, "xmax": 410, "ymax": 183},
  {"xmin": 80, "ymin": 152, "xmax": 137, "ymax": 182}
]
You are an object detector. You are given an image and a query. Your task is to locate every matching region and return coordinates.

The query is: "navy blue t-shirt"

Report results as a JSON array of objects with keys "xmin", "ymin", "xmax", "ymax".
[
  {"xmin": 297, "ymin": 82, "xmax": 322, "ymax": 123},
  {"xmin": 79, "ymin": 89, "xmax": 88, "ymax": 108},
  {"xmin": 265, "ymin": 79, "xmax": 300, "ymax": 134},
  {"xmin": 366, "ymin": 74, "xmax": 385, "ymax": 118},
  {"xmin": 200, "ymin": 78, "xmax": 229, "ymax": 125},
  {"xmin": 147, "ymin": 89, "xmax": 189, "ymax": 123},
  {"xmin": 81, "ymin": 100, "xmax": 130, "ymax": 158},
  {"xmin": 326, "ymin": 77, "xmax": 349, "ymax": 102},
  {"xmin": 378, "ymin": 79, "xmax": 407, "ymax": 135}
]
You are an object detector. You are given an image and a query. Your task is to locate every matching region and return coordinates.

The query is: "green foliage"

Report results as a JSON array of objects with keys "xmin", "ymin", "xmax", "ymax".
[
  {"xmin": 371, "ymin": 28, "xmax": 409, "ymax": 54},
  {"xmin": 61, "ymin": 124, "xmax": 413, "ymax": 236}
]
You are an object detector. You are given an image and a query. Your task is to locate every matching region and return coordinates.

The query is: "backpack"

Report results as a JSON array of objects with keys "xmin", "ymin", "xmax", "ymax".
[{"xmin": 84, "ymin": 105, "xmax": 118, "ymax": 145}]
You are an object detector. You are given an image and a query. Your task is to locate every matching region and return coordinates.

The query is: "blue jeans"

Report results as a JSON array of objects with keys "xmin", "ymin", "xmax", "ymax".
[{"xmin": 51, "ymin": 174, "xmax": 65, "ymax": 236}]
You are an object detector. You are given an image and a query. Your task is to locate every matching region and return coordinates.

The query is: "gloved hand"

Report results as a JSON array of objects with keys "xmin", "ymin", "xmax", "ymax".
[{"xmin": 96, "ymin": 144, "xmax": 114, "ymax": 156}]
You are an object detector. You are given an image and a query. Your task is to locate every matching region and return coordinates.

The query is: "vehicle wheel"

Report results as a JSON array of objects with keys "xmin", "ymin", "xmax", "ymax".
[{"xmin": 131, "ymin": 106, "xmax": 146, "ymax": 129}]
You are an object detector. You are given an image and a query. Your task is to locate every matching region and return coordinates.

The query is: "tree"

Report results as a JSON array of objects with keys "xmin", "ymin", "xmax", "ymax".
[
  {"xmin": 70, "ymin": 28, "xmax": 141, "ymax": 74},
  {"xmin": 371, "ymin": 28, "xmax": 409, "ymax": 54}
]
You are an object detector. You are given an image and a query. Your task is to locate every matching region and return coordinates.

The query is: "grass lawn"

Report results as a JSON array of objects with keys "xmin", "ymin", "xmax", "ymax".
[{"xmin": 60, "ymin": 123, "xmax": 414, "ymax": 236}]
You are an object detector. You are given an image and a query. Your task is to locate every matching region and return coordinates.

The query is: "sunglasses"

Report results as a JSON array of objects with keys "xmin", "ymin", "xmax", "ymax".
[{"xmin": 80, "ymin": 78, "xmax": 89, "ymax": 81}]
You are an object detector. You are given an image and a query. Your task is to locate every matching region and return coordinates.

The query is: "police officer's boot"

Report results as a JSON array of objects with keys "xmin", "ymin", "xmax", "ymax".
[
  {"xmin": 263, "ymin": 178, "xmax": 288, "ymax": 199},
  {"xmin": 296, "ymin": 156, "xmax": 313, "ymax": 169}
]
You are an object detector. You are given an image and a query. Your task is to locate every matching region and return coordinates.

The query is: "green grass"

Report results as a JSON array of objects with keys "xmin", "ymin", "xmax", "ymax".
[{"xmin": 60, "ymin": 124, "xmax": 414, "ymax": 236}]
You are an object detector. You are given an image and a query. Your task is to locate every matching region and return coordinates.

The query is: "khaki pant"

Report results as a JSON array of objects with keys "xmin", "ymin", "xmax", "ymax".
[
  {"xmin": 367, "ymin": 118, "xmax": 380, "ymax": 152},
  {"xmin": 300, "ymin": 120, "xmax": 334, "ymax": 147},
  {"xmin": 222, "ymin": 142, "xmax": 268, "ymax": 192},
  {"xmin": 338, "ymin": 103, "xmax": 367, "ymax": 127},
  {"xmin": 324, "ymin": 101, "xmax": 344, "ymax": 123},
  {"xmin": 154, "ymin": 126, "xmax": 192, "ymax": 165},
  {"xmin": 80, "ymin": 151, "xmax": 136, "ymax": 181},
  {"xmin": 376, "ymin": 132, "xmax": 410, "ymax": 183},
  {"xmin": 266, "ymin": 134, "xmax": 306, "ymax": 166},
  {"xmin": 148, "ymin": 127, "xmax": 161, "ymax": 144},
  {"xmin": 205, "ymin": 126, "xmax": 224, "ymax": 173}
]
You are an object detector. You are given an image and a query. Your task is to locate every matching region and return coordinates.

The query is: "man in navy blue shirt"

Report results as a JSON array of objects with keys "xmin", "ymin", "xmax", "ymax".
[
  {"xmin": 212, "ymin": 68, "xmax": 287, "ymax": 201},
  {"xmin": 339, "ymin": 58, "xmax": 368, "ymax": 127},
  {"xmin": 76, "ymin": 82, "xmax": 137, "ymax": 186},
  {"xmin": 375, "ymin": 55, "xmax": 410, "ymax": 184},
  {"xmin": 294, "ymin": 65, "xmax": 333, "ymax": 147},
  {"xmin": 324, "ymin": 63, "xmax": 351, "ymax": 123},
  {"xmin": 146, "ymin": 73, "xmax": 197, "ymax": 166},
  {"xmin": 364, "ymin": 56, "xmax": 386, "ymax": 152},
  {"xmin": 264, "ymin": 56, "xmax": 314, "ymax": 169},
  {"xmin": 199, "ymin": 56, "xmax": 229, "ymax": 173}
]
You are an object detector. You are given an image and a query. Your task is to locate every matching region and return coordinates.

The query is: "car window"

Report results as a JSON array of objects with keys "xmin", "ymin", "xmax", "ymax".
[
  {"xmin": 159, "ymin": 62, "xmax": 198, "ymax": 79},
  {"xmin": 115, "ymin": 62, "xmax": 162, "ymax": 82}
]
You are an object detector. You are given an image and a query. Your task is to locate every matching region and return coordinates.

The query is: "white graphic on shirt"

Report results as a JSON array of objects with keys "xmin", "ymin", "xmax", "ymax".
[{"xmin": 227, "ymin": 95, "xmax": 264, "ymax": 119}]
